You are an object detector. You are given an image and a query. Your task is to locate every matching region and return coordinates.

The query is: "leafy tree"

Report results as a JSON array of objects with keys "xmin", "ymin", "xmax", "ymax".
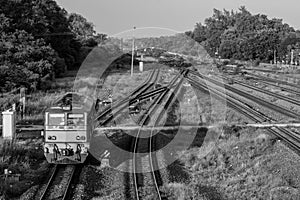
[
  {"xmin": 0, "ymin": 14, "xmax": 55, "ymax": 91},
  {"xmin": 191, "ymin": 6, "xmax": 297, "ymax": 62},
  {"xmin": 68, "ymin": 13, "xmax": 95, "ymax": 41}
]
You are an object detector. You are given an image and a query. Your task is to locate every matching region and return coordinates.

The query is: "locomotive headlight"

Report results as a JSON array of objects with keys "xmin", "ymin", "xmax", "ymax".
[
  {"xmin": 76, "ymin": 136, "xmax": 86, "ymax": 140},
  {"xmin": 48, "ymin": 136, "xmax": 57, "ymax": 140},
  {"xmin": 80, "ymin": 136, "xmax": 86, "ymax": 140}
]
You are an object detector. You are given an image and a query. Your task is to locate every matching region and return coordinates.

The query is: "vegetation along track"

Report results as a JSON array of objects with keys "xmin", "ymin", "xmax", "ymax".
[
  {"xmin": 39, "ymin": 164, "xmax": 81, "ymax": 200},
  {"xmin": 187, "ymin": 73, "xmax": 300, "ymax": 153},
  {"xmin": 131, "ymin": 69, "xmax": 187, "ymax": 200},
  {"xmin": 95, "ymin": 69, "xmax": 161, "ymax": 126},
  {"xmin": 189, "ymin": 70, "xmax": 300, "ymax": 120}
]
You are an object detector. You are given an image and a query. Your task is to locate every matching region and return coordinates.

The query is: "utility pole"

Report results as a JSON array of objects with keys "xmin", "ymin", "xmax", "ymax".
[
  {"xmin": 131, "ymin": 26, "xmax": 136, "ymax": 77},
  {"xmin": 291, "ymin": 49, "xmax": 294, "ymax": 65},
  {"xmin": 274, "ymin": 49, "xmax": 276, "ymax": 65}
]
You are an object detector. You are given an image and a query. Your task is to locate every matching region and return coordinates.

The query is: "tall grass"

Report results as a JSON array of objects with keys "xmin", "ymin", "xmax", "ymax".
[{"xmin": 0, "ymin": 139, "xmax": 49, "ymax": 198}]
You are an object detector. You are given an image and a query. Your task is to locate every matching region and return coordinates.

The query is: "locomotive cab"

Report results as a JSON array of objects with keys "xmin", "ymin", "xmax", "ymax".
[{"xmin": 44, "ymin": 92, "xmax": 94, "ymax": 164}]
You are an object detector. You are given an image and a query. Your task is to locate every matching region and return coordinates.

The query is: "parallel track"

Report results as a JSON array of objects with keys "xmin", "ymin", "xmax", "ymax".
[
  {"xmin": 246, "ymin": 71, "xmax": 300, "ymax": 90},
  {"xmin": 220, "ymin": 75, "xmax": 300, "ymax": 106},
  {"xmin": 40, "ymin": 165, "xmax": 78, "ymax": 200},
  {"xmin": 187, "ymin": 73, "xmax": 300, "ymax": 152},
  {"xmin": 253, "ymin": 79, "xmax": 300, "ymax": 96},
  {"xmin": 132, "ymin": 70, "xmax": 187, "ymax": 200},
  {"xmin": 190, "ymin": 70, "xmax": 300, "ymax": 120}
]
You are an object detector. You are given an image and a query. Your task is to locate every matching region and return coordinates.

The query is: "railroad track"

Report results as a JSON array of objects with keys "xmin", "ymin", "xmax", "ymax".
[
  {"xmin": 95, "ymin": 69, "xmax": 161, "ymax": 126},
  {"xmin": 245, "ymin": 71, "xmax": 300, "ymax": 90},
  {"xmin": 187, "ymin": 73, "xmax": 300, "ymax": 152},
  {"xmin": 190, "ymin": 70, "xmax": 300, "ymax": 120},
  {"xmin": 132, "ymin": 69, "xmax": 187, "ymax": 200},
  {"xmin": 40, "ymin": 165, "xmax": 79, "ymax": 200},
  {"xmin": 253, "ymin": 79, "xmax": 300, "ymax": 96},
  {"xmin": 219, "ymin": 75, "xmax": 300, "ymax": 106},
  {"xmin": 245, "ymin": 68, "xmax": 300, "ymax": 81}
]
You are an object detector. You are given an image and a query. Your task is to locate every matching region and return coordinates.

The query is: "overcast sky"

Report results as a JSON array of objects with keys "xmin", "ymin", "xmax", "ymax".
[{"xmin": 56, "ymin": 0, "xmax": 300, "ymax": 36}]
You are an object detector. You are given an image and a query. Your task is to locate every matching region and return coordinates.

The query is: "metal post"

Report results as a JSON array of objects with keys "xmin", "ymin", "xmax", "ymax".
[
  {"xmin": 131, "ymin": 26, "xmax": 136, "ymax": 77},
  {"xmin": 274, "ymin": 50, "xmax": 276, "ymax": 65},
  {"xmin": 291, "ymin": 49, "xmax": 294, "ymax": 65}
]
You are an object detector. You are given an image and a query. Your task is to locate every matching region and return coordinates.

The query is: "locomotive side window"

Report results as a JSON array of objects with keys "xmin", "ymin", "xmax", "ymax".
[
  {"xmin": 67, "ymin": 113, "xmax": 85, "ymax": 126},
  {"xmin": 49, "ymin": 113, "xmax": 65, "ymax": 125}
]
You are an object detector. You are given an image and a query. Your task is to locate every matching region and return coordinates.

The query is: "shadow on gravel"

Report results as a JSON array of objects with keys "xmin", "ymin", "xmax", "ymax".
[
  {"xmin": 167, "ymin": 159, "xmax": 191, "ymax": 183},
  {"xmin": 190, "ymin": 127, "xmax": 208, "ymax": 148},
  {"xmin": 85, "ymin": 153, "xmax": 101, "ymax": 166},
  {"xmin": 195, "ymin": 185, "xmax": 224, "ymax": 200}
]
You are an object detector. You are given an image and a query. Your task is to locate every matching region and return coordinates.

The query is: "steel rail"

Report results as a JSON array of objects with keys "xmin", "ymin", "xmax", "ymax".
[
  {"xmin": 95, "ymin": 69, "xmax": 159, "ymax": 122},
  {"xmin": 258, "ymin": 80, "xmax": 300, "ymax": 96},
  {"xmin": 246, "ymin": 72, "xmax": 300, "ymax": 89},
  {"xmin": 132, "ymin": 70, "xmax": 186, "ymax": 200},
  {"xmin": 187, "ymin": 75, "xmax": 300, "ymax": 152},
  {"xmin": 189, "ymin": 70, "xmax": 300, "ymax": 120},
  {"xmin": 219, "ymin": 75, "xmax": 300, "ymax": 106},
  {"xmin": 39, "ymin": 165, "xmax": 59, "ymax": 200},
  {"xmin": 62, "ymin": 165, "xmax": 77, "ymax": 200}
]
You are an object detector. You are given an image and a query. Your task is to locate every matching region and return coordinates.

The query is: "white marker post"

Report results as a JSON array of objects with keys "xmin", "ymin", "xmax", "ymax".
[{"xmin": 2, "ymin": 109, "xmax": 16, "ymax": 140}]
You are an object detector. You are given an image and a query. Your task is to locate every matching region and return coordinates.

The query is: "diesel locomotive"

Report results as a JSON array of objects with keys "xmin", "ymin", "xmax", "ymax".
[{"xmin": 44, "ymin": 92, "xmax": 95, "ymax": 164}]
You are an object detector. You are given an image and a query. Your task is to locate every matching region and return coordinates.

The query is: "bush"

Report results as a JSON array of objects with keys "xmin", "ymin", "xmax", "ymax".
[
  {"xmin": 0, "ymin": 140, "xmax": 49, "ymax": 198},
  {"xmin": 253, "ymin": 59, "xmax": 260, "ymax": 67},
  {"xmin": 222, "ymin": 60, "xmax": 230, "ymax": 65}
]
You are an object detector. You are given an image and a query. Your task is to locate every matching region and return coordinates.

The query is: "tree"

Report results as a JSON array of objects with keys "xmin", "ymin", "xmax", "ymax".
[
  {"xmin": 0, "ymin": 0, "xmax": 81, "ymax": 69},
  {"xmin": 68, "ymin": 13, "xmax": 95, "ymax": 41},
  {"xmin": 0, "ymin": 18, "xmax": 56, "ymax": 91},
  {"xmin": 191, "ymin": 6, "xmax": 297, "ymax": 62}
]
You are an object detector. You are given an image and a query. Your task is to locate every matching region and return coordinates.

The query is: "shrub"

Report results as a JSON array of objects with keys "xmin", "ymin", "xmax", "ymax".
[{"xmin": 253, "ymin": 59, "xmax": 260, "ymax": 67}]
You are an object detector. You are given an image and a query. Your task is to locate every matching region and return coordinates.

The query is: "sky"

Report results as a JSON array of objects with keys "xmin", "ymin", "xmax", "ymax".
[{"xmin": 56, "ymin": 0, "xmax": 300, "ymax": 36}]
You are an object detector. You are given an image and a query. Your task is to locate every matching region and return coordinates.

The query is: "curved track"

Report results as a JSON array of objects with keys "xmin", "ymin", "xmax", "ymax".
[
  {"xmin": 132, "ymin": 69, "xmax": 187, "ymax": 200},
  {"xmin": 95, "ymin": 69, "xmax": 161, "ymax": 126}
]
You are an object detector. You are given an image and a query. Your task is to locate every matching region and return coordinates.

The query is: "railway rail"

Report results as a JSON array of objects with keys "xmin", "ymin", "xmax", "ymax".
[
  {"xmin": 39, "ymin": 165, "xmax": 79, "ymax": 200},
  {"xmin": 219, "ymin": 75, "xmax": 300, "ymax": 106},
  {"xmin": 190, "ymin": 70, "xmax": 300, "ymax": 120},
  {"xmin": 95, "ymin": 69, "xmax": 159, "ymax": 120},
  {"xmin": 187, "ymin": 73, "xmax": 300, "ymax": 152},
  {"xmin": 245, "ymin": 71, "xmax": 300, "ymax": 90},
  {"xmin": 245, "ymin": 67, "xmax": 300, "ymax": 81},
  {"xmin": 253, "ymin": 79, "xmax": 300, "ymax": 96},
  {"xmin": 132, "ymin": 69, "xmax": 187, "ymax": 200},
  {"xmin": 95, "ymin": 69, "xmax": 161, "ymax": 126}
]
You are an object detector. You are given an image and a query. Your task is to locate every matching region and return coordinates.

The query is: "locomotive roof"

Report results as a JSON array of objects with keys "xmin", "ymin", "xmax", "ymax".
[
  {"xmin": 47, "ymin": 92, "xmax": 94, "ymax": 112},
  {"xmin": 46, "ymin": 107, "xmax": 88, "ymax": 113}
]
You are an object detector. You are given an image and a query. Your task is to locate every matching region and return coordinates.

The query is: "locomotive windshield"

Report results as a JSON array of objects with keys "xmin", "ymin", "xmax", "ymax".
[
  {"xmin": 48, "ymin": 113, "xmax": 65, "ymax": 125},
  {"xmin": 67, "ymin": 113, "xmax": 85, "ymax": 126}
]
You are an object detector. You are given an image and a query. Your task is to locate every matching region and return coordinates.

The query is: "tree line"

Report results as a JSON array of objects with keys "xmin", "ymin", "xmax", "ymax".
[
  {"xmin": 188, "ymin": 6, "xmax": 300, "ymax": 63},
  {"xmin": 0, "ymin": 0, "xmax": 107, "ymax": 92}
]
